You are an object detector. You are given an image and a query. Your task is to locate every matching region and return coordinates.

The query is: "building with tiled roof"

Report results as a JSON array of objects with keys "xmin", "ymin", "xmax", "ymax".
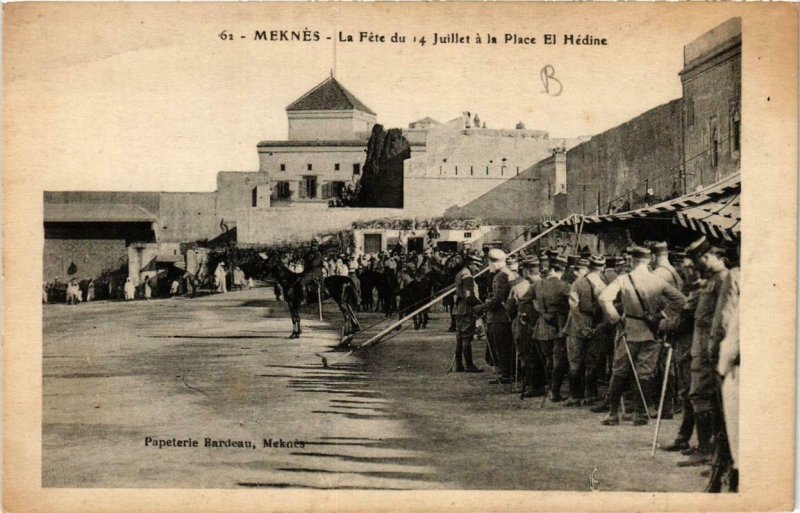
[{"xmin": 286, "ymin": 76, "xmax": 376, "ymax": 115}]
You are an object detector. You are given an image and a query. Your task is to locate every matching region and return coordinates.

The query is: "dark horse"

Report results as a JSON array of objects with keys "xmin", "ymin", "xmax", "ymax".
[{"xmin": 272, "ymin": 263, "xmax": 361, "ymax": 346}]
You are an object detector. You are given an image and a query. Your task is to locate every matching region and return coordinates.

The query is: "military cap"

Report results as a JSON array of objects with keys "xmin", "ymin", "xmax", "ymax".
[
  {"xmin": 551, "ymin": 255, "xmax": 568, "ymax": 267},
  {"xmin": 630, "ymin": 246, "xmax": 652, "ymax": 259},
  {"xmin": 487, "ymin": 248, "xmax": 507, "ymax": 262},
  {"xmin": 521, "ymin": 255, "xmax": 540, "ymax": 268},
  {"xmin": 589, "ymin": 255, "xmax": 605, "ymax": 268},
  {"xmin": 547, "ymin": 249, "xmax": 561, "ymax": 258},
  {"xmin": 686, "ymin": 236, "xmax": 713, "ymax": 258},
  {"xmin": 467, "ymin": 254, "xmax": 483, "ymax": 265},
  {"xmin": 576, "ymin": 258, "xmax": 590, "ymax": 269},
  {"xmin": 507, "ymin": 254, "xmax": 518, "ymax": 263},
  {"xmin": 650, "ymin": 241, "xmax": 669, "ymax": 254},
  {"xmin": 567, "ymin": 255, "xmax": 580, "ymax": 266}
]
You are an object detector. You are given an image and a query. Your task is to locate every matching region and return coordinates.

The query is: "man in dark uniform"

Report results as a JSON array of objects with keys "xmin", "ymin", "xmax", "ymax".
[
  {"xmin": 301, "ymin": 239, "xmax": 325, "ymax": 304},
  {"xmin": 564, "ymin": 256, "xmax": 609, "ymax": 406},
  {"xmin": 513, "ymin": 256, "xmax": 546, "ymax": 396},
  {"xmin": 563, "ymin": 255, "xmax": 580, "ymax": 285},
  {"xmin": 473, "ymin": 248, "xmax": 515, "ymax": 385},
  {"xmin": 531, "ymin": 255, "xmax": 571, "ymax": 402},
  {"xmin": 648, "ymin": 241, "xmax": 684, "ymax": 419},
  {"xmin": 451, "ymin": 254, "xmax": 484, "ymax": 373},
  {"xmin": 598, "ymin": 247, "xmax": 687, "ymax": 426},
  {"xmin": 678, "ymin": 236, "xmax": 729, "ymax": 467},
  {"xmin": 662, "ymin": 253, "xmax": 700, "ymax": 451}
]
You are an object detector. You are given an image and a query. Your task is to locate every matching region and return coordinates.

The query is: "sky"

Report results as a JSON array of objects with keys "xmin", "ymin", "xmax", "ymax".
[{"xmin": 4, "ymin": 3, "xmax": 741, "ymax": 192}]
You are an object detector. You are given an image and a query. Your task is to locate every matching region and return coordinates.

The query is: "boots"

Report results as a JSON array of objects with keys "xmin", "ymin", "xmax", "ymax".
[
  {"xmin": 632, "ymin": 379, "xmax": 651, "ymax": 426},
  {"xmin": 585, "ymin": 367, "xmax": 599, "ymax": 403},
  {"xmin": 677, "ymin": 411, "xmax": 713, "ymax": 467},
  {"xmin": 602, "ymin": 375, "xmax": 625, "ymax": 426},
  {"xmin": 551, "ymin": 361, "xmax": 567, "ymax": 402},
  {"xmin": 463, "ymin": 338, "xmax": 483, "ymax": 372},
  {"xmin": 454, "ymin": 337, "xmax": 465, "ymax": 372},
  {"xmin": 663, "ymin": 399, "xmax": 695, "ymax": 451},
  {"xmin": 562, "ymin": 371, "xmax": 583, "ymax": 407}
]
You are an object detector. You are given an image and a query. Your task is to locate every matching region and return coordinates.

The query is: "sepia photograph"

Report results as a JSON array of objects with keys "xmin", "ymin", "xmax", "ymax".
[{"xmin": 3, "ymin": 3, "xmax": 798, "ymax": 512}]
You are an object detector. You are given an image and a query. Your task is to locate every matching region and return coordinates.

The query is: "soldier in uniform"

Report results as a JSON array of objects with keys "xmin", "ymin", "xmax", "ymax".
[
  {"xmin": 598, "ymin": 247, "xmax": 687, "ymax": 426},
  {"xmin": 451, "ymin": 254, "xmax": 484, "ymax": 373},
  {"xmin": 648, "ymin": 241, "xmax": 685, "ymax": 419},
  {"xmin": 531, "ymin": 255, "xmax": 571, "ymax": 402},
  {"xmin": 678, "ymin": 236, "xmax": 729, "ymax": 467},
  {"xmin": 563, "ymin": 255, "xmax": 580, "ymax": 285},
  {"xmin": 715, "ymin": 265, "xmax": 740, "ymax": 491},
  {"xmin": 513, "ymin": 256, "xmax": 546, "ymax": 396},
  {"xmin": 563, "ymin": 256, "xmax": 609, "ymax": 406},
  {"xmin": 473, "ymin": 248, "xmax": 516, "ymax": 384},
  {"xmin": 506, "ymin": 255, "xmax": 538, "ymax": 390}
]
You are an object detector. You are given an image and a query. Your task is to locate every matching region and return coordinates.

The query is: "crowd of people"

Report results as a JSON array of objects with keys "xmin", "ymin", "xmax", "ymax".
[
  {"xmin": 42, "ymin": 263, "xmax": 253, "ymax": 304},
  {"xmin": 446, "ymin": 236, "xmax": 739, "ymax": 493},
  {"xmin": 294, "ymin": 235, "xmax": 739, "ymax": 494}
]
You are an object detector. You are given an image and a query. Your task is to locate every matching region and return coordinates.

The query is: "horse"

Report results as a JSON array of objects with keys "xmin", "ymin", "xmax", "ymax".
[{"xmin": 270, "ymin": 259, "xmax": 361, "ymax": 345}]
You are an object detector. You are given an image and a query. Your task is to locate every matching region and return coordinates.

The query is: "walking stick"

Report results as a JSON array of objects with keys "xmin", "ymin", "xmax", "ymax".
[
  {"xmin": 651, "ymin": 342, "xmax": 674, "ymax": 457},
  {"xmin": 317, "ymin": 279, "xmax": 323, "ymax": 321},
  {"xmin": 619, "ymin": 328, "xmax": 651, "ymax": 418}
]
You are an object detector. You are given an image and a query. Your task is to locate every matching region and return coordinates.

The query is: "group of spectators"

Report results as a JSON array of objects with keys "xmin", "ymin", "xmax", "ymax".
[{"xmin": 447, "ymin": 237, "xmax": 739, "ymax": 493}]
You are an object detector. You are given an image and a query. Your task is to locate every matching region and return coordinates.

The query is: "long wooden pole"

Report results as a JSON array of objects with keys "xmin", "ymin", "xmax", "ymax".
[
  {"xmin": 350, "ymin": 214, "xmax": 576, "ymax": 352},
  {"xmin": 651, "ymin": 343, "xmax": 674, "ymax": 457}
]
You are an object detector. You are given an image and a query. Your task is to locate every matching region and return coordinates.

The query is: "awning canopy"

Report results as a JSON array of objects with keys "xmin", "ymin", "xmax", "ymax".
[{"xmin": 541, "ymin": 173, "xmax": 740, "ymax": 242}]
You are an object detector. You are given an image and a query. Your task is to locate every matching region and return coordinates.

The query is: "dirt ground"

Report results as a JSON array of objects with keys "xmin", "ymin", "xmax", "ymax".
[{"xmin": 42, "ymin": 287, "xmax": 707, "ymax": 491}]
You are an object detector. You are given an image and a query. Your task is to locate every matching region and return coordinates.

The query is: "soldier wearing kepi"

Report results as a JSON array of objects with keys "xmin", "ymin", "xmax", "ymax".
[
  {"xmin": 532, "ymin": 255, "xmax": 571, "ymax": 402},
  {"xmin": 563, "ymin": 256, "xmax": 609, "ymax": 406},
  {"xmin": 473, "ymin": 248, "xmax": 516, "ymax": 385},
  {"xmin": 506, "ymin": 255, "xmax": 539, "ymax": 391},
  {"xmin": 451, "ymin": 254, "xmax": 484, "ymax": 373},
  {"xmin": 598, "ymin": 246, "xmax": 687, "ymax": 426},
  {"xmin": 514, "ymin": 256, "xmax": 547, "ymax": 396},
  {"xmin": 678, "ymin": 236, "xmax": 729, "ymax": 467}
]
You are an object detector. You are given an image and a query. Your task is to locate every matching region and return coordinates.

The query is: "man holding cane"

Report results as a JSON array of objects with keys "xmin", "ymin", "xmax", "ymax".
[{"xmin": 598, "ymin": 246, "xmax": 687, "ymax": 426}]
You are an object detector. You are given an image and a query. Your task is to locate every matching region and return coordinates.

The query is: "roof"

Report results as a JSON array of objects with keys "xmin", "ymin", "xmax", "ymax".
[
  {"xmin": 257, "ymin": 140, "xmax": 369, "ymax": 148},
  {"xmin": 286, "ymin": 77, "xmax": 376, "ymax": 115},
  {"xmin": 409, "ymin": 117, "xmax": 440, "ymax": 126},
  {"xmin": 44, "ymin": 203, "xmax": 158, "ymax": 223},
  {"xmin": 542, "ymin": 172, "xmax": 741, "ymax": 242}
]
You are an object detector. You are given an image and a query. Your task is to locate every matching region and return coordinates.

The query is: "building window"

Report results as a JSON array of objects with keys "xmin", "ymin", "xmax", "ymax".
[
  {"xmin": 353, "ymin": 163, "xmax": 361, "ymax": 175},
  {"xmin": 710, "ymin": 126, "xmax": 719, "ymax": 168},
  {"xmin": 275, "ymin": 181, "xmax": 291, "ymax": 199},
  {"xmin": 251, "ymin": 187, "xmax": 258, "ymax": 207},
  {"xmin": 280, "ymin": 163, "xmax": 286, "ymax": 172},
  {"xmin": 464, "ymin": 232, "xmax": 472, "ymax": 239},
  {"xmin": 307, "ymin": 163, "xmax": 313, "ymax": 171},
  {"xmin": 470, "ymin": 166, "xmax": 474, "ymax": 176},
  {"xmin": 731, "ymin": 105, "xmax": 741, "ymax": 156},
  {"xmin": 439, "ymin": 165, "xmax": 443, "ymax": 175},
  {"xmin": 300, "ymin": 176, "xmax": 317, "ymax": 199},
  {"xmin": 516, "ymin": 166, "xmax": 520, "ymax": 176},
  {"xmin": 334, "ymin": 163, "xmax": 340, "ymax": 171},
  {"xmin": 486, "ymin": 166, "xmax": 489, "ymax": 176},
  {"xmin": 455, "ymin": 166, "xmax": 458, "ymax": 176}
]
